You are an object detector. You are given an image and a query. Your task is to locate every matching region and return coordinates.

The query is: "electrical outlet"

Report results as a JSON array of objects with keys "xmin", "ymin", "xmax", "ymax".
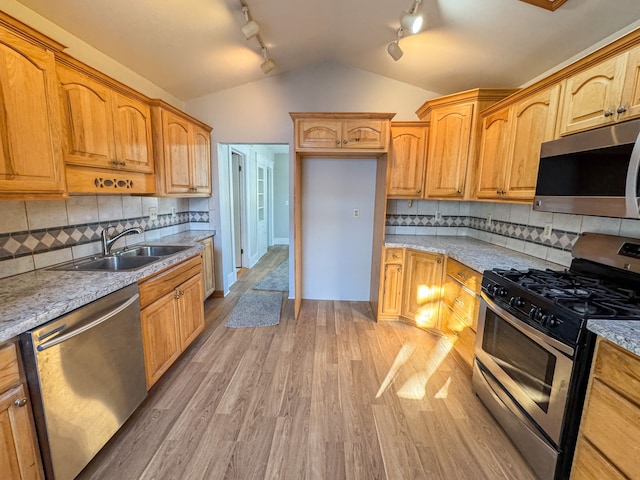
[
  {"xmin": 543, "ymin": 223, "xmax": 553, "ymax": 240},
  {"xmin": 486, "ymin": 214, "xmax": 492, "ymax": 226},
  {"xmin": 353, "ymin": 208, "xmax": 360, "ymax": 218},
  {"xmin": 171, "ymin": 207, "xmax": 177, "ymax": 219},
  {"xmin": 435, "ymin": 211, "xmax": 442, "ymax": 221},
  {"xmin": 149, "ymin": 207, "xmax": 158, "ymax": 222}
]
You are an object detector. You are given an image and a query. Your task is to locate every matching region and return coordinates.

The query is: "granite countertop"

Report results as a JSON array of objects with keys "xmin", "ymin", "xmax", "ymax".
[
  {"xmin": 385, "ymin": 235, "xmax": 640, "ymax": 357},
  {"xmin": 0, "ymin": 230, "xmax": 215, "ymax": 344},
  {"xmin": 384, "ymin": 235, "xmax": 564, "ymax": 273}
]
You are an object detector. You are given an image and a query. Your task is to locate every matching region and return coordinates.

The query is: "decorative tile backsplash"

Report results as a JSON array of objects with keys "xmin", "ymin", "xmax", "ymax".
[
  {"xmin": 0, "ymin": 195, "xmax": 215, "ymax": 279},
  {"xmin": 386, "ymin": 199, "xmax": 640, "ymax": 267}
]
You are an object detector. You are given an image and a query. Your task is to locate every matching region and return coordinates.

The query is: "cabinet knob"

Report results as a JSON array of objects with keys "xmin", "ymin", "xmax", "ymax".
[
  {"xmin": 617, "ymin": 105, "xmax": 628, "ymax": 114},
  {"xmin": 336, "ymin": 140, "xmax": 340, "ymax": 145},
  {"xmin": 457, "ymin": 189, "xmax": 462, "ymax": 194},
  {"xmin": 604, "ymin": 109, "xmax": 615, "ymax": 117},
  {"xmin": 437, "ymin": 259, "xmax": 442, "ymax": 264},
  {"xmin": 14, "ymin": 397, "xmax": 27, "ymax": 408},
  {"xmin": 417, "ymin": 188, "xmax": 422, "ymax": 194},
  {"xmin": 111, "ymin": 160, "xmax": 119, "ymax": 166},
  {"xmin": 119, "ymin": 161, "xmax": 126, "ymax": 167},
  {"xmin": 343, "ymin": 140, "xmax": 348, "ymax": 144}
]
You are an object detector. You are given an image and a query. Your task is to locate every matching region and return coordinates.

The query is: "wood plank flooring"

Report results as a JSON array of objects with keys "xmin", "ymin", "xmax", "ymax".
[{"xmin": 78, "ymin": 245, "xmax": 537, "ymax": 480}]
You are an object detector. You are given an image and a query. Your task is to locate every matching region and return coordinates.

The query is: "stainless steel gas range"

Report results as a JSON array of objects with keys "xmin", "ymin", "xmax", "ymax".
[{"xmin": 472, "ymin": 232, "xmax": 640, "ymax": 480}]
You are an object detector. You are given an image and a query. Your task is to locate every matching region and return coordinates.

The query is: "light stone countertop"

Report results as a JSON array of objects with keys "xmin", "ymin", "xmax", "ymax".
[
  {"xmin": 0, "ymin": 230, "xmax": 215, "ymax": 344},
  {"xmin": 384, "ymin": 235, "xmax": 564, "ymax": 273},
  {"xmin": 385, "ymin": 235, "xmax": 640, "ymax": 356}
]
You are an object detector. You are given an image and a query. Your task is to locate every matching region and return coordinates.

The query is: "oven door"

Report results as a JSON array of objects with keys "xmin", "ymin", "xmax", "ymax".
[{"xmin": 474, "ymin": 293, "xmax": 574, "ymax": 445}]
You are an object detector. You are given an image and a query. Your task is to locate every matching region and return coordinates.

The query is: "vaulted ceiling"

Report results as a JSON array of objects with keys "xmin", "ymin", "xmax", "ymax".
[{"xmin": 14, "ymin": 0, "xmax": 640, "ymax": 101}]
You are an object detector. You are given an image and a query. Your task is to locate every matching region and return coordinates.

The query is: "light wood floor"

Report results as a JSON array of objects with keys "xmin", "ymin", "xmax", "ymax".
[{"xmin": 78, "ymin": 245, "xmax": 536, "ymax": 480}]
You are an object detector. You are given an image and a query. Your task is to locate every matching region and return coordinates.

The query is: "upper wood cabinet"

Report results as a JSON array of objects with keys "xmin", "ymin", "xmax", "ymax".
[
  {"xmin": 292, "ymin": 113, "xmax": 393, "ymax": 154},
  {"xmin": 57, "ymin": 64, "xmax": 154, "ymax": 173},
  {"xmin": 151, "ymin": 102, "xmax": 212, "ymax": 197},
  {"xmin": 559, "ymin": 45, "xmax": 640, "ymax": 135},
  {"xmin": 416, "ymin": 89, "xmax": 515, "ymax": 200},
  {"xmin": 387, "ymin": 122, "xmax": 428, "ymax": 198},
  {"xmin": 0, "ymin": 17, "xmax": 67, "ymax": 200},
  {"xmin": 476, "ymin": 84, "xmax": 561, "ymax": 201}
]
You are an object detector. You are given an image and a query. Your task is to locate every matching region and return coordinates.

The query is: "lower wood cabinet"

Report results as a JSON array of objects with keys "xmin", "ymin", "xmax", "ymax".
[
  {"xmin": 0, "ymin": 341, "xmax": 44, "ymax": 480},
  {"xmin": 402, "ymin": 249, "xmax": 445, "ymax": 329},
  {"xmin": 379, "ymin": 248, "xmax": 405, "ymax": 319},
  {"xmin": 139, "ymin": 255, "xmax": 205, "ymax": 389},
  {"xmin": 571, "ymin": 338, "xmax": 640, "ymax": 479},
  {"xmin": 200, "ymin": 236, "xmax": 215, "ymax": 299},
  {"xmin": 441, "ymin": 258, "xmax": 481, "ymax": 369}
]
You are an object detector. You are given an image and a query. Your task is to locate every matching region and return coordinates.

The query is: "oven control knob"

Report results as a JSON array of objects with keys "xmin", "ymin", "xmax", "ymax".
[
  {"xmin": 509, "ymin": 296, "xmax": 525, "ymax": 308},
  {"xmin": 491, "ymin": 285, "xmax": 508, "ymax": 297},
  {"xmin": 542, "ymin": 314, "xmax": 558, "ymax": 328},
  {"xmin": 529, "ymin": 307, "xmax": 542, "ymax": 320}
]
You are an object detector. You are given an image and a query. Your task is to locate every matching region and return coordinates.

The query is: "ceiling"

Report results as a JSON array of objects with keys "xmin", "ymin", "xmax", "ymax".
[{"xmin": 15, "ymin": 0, "xmax": 640, "ymax": 101}]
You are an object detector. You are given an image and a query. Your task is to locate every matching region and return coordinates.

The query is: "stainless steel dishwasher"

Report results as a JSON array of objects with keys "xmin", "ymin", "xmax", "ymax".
[{"xmin": 20, "ymin": 283, "xmax": 147, "ymax": 480}]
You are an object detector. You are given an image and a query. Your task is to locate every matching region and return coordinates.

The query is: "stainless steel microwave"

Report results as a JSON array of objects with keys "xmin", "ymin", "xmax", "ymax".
[{"xmin": 534, "ymin": 118, "xmax": 640, "ymax": 218}]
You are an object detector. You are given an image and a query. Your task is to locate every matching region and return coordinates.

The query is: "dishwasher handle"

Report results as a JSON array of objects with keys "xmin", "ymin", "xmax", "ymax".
[{"xmin": 37, "ymin": 293, "xmax": 140, "ymax": 352}]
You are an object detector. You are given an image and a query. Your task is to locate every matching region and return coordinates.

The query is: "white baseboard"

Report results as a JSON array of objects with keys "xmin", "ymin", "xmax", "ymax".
[{"xmin": 273, "ymin": 237, "xmax": 289, "ymax": 245}]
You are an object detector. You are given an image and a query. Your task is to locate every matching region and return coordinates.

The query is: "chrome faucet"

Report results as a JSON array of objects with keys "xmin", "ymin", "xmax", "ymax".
[{"xmin": 101, "ymin": 226, "xmax": 144, "ymax": 256}]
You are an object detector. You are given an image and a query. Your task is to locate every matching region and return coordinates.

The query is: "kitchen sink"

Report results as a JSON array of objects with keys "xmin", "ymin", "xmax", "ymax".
[
  {"xmin": 117, "ymin": 245, "xmax": 191, "ymax": 257},
  {"xmin": 51, "ymin": 255, "xmax": 161, "ymax": 272}
]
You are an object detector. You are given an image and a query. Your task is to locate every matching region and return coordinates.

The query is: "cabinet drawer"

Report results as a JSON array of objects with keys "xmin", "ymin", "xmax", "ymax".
[
  {"xmin": 442, "ymin": 306, "xmax": 476, "ymax": 368},
  {"xmin": 139, "ymin": 255, "xmax": 202, "ymax": 308},
  {"xmin": 592, "ymin": 339, "xmax": 640, "ymax": 406},
  {"xmin": 446, "ymin": 258, "xmax": 481, "ymax": 294},
  {"xmin": 443, "ymin": 277, "xmax": 479, "ymax": 330},
  {"xmin": 581, "ymin": 378, "xmax": 640, "ymax": 479},
  {"xmin": 0, "ymin": 342, "xmax": 20, "ymax": 393},
  {"xmin": 385, "ymin": 248, "xmax": 404, "ymax": 263},
  {"xmin": 571, "ymin": 436, "xmax": 626, "ymax": 480}
]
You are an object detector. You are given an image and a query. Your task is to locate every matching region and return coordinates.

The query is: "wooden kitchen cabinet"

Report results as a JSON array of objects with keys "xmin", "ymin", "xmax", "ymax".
[
  {"xmin": 200, "ymin": 236, "xmax": 216, "ymax": 299},
  {"xmin": 0, "ymin": 341, "xmax": 44, "ymax": 480},
  {"xmin": 292, "ymin": 113, "xmax": 393, "ymax": 153},
  {"xmin": 559, "ymin": 45, "xmax": 640, "ymax": 135},
  {"xmin": 139, "ymin": 255, "xmax": 205, "ymax": 388},
  {"xmin": 57, "ymin": 63, "xmax": 156, "ymax": 194},
  {"xmin": 151, "ymin": 101, "xmax": 213, "ymax": 197},
  {"xmin": 571, "ymin": 338, "xmax": 640, "ymax": 479},
  {"xmin": 476, "ymin": 84, "xmax": 561, "ymax": 201},
  {"xmin": 387, "ymin": 122, "xmax": 428, "ymax": 198},
  {"xmin": 0, "ymin": 16, "xmax": 67, "ymax": 200},
  {"xmin": 401, "ymin": 249, "xmax": 445, "ymax": 330},
  {"xmin": 379, "ymin": 248, "xmax": 405, "ymax": 319},
  {"xmin": 441, "ymin": 258, "xmax": 481, "ymax": 370},
  {"xmin": 416, "ymin": 89, "xmax": 515, "ymax": 200}
]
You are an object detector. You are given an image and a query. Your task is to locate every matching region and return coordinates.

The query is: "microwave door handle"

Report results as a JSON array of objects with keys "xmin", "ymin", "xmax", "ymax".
[{"xmin": 625, "ymin": 132, "xmax": 640, "ymax": 218}]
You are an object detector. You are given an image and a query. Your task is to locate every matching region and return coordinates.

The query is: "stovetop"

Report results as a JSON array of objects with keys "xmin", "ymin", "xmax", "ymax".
[{"xmin": 482, "ymin": 258, "xmax": 640, "ymax": 350}]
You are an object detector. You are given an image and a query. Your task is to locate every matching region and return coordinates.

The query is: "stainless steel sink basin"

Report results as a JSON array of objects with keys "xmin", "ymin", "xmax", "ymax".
[
  {"xmin": 118, "ymin": 245, "xmax": 191, "ymax": 257},
  {"xmin": 51, "ymin": 255, "xmax": 161, "ymax": 272}
]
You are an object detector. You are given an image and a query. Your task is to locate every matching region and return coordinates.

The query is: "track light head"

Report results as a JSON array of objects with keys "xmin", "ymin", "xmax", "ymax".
[
  {"xmin": 241, "ymin": 6, "xmax": 260, "ymax": 39},
  {"xmin": 400, "ymin": 12, "xmax": 423, "ymax": 34},
  {"xmin": 260, "ymin": 47, "xmax": 276, "ymax": 74},
  {"xmin": 387, "ymin": 41, "xmax": 403, "ymax": 61}
]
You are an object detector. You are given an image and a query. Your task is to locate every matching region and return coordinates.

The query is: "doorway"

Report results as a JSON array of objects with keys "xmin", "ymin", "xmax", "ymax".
[{"xmin": 218, "ymin": 144, "xmax": 290, "ymax": 294}]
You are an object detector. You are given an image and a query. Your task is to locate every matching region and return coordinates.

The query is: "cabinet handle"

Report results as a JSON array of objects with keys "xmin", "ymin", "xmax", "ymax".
[
  {"xmin": 617, "ymin": 105, "xmax": 628, "ymax": 114},
  {"xmin": 604, "ymin": 109, "xmax": 615, "ymax": 117},
  {"xmin": 342, "ymin": 140, "xmax": 348, "ymax": 144},
  {"xmin": 189, "ymin": 187, "xmax": 198, "ymax": 192},
  {"xmin": 14, "ymin": 397, "xmax": 27, "ymax": 408},
  {"xmin": 336, "ymin": 140, "xmax": 340, "ymax": 145},
  {"xmin": 457, "ymin": 272, "xmax": 468, "ymax": 280},
  {"xmin": 392, "ymin": 254, "xmax": 398, "ymax": 259},
  {"xmin": 454, "ymin": 297, "xmax": 464, "ymax": 306},
  {"xmin": 417, "ymin": 188, "xmax": 422, "ymax": 194}
]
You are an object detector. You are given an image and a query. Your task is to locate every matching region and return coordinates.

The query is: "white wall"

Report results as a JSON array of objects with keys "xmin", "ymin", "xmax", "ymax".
[
  {"xmin": 186, "ymin": 61, "xmax": 438, "ymax": 294},
  {"xmin": 273, "ymin": 153, "xmax": 289, "ymax": 244},
  {"xmin": 302, "ymin": 157, "xmax": 377, "ymax": 300}
]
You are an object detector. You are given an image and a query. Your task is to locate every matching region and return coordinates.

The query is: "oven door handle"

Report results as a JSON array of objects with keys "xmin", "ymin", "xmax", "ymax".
[{"xmin": 481, "ymin": 292, "xmax": 574, "ymax": 358}]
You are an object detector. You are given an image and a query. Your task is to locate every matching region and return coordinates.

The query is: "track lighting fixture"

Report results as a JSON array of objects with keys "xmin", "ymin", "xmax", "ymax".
[
  {"xmin": 400, "ymin": 0, "xmax": 424, "ymax": 34},
  {"xmin": 388, "ymin": 0, "xmax": 424, "ymax": 61},
  {"xmin": 240, "ymin": 5, "xmax": 260, "ymax": 40},
  {"xmin": 260, "ymin": 47, "xmax": 276, "ymax": 74},
  {"xmin": 239, "ymin": 1, "xmax": 276, "ymax": 75}
]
